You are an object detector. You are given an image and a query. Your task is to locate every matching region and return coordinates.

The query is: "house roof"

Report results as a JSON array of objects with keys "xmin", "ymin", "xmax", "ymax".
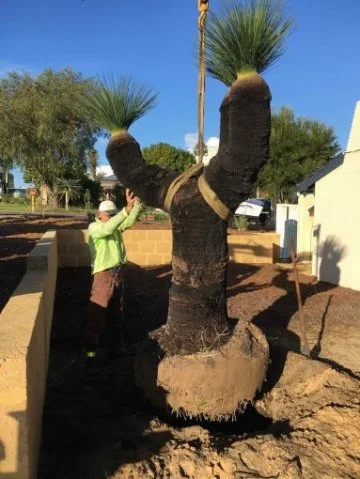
[
  {"xmin": 102, "ymin": 174, "xmax": 118, "ymax": 182},
  {"xmin": 296, "ymin": 153, "xmax": 344, "ymax": 193},
  {"xmin": 100, "ymin": 175, "xmax": 124, "ymax": 186}
]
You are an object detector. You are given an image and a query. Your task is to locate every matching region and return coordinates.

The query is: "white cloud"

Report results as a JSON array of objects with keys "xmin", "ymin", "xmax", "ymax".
[
  {"xmin": 206, "ymin": 136, "xmax": 219, "ymax": 148},
  {"xmin": 184, "ymin": 132, "xmax": 220, "ymax": 152},
  {"xmin": 184, "ymin": 132, "xmax": 198, "ymax": 151},
  {"xmin": 184, "ymin": 133, "xmax": 220, "ymax": 165},
  {"xmin": 96, "ymin": 165, "xmax": 114, "ymax": 177}
]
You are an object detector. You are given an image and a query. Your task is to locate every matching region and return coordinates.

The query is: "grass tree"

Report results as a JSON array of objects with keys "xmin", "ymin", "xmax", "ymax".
[
  {"xmin": 84, "ymin": 0, "xmax": 292, "ymax": 419},
  {"xmin": 80, "ymin": 74, "xmax": 157, "ymax": 139},
  {"xmin": 57, "ymin": 178, "xmax": 82, "ymax": 211}
]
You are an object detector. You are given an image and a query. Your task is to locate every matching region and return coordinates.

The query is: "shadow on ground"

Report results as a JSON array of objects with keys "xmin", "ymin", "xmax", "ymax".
[{"xmin": 38, "ymin": 264, "xmax": 172, "ymax": 479}]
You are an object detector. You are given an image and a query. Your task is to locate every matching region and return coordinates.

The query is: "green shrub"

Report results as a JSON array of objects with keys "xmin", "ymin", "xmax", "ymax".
[
  {"xmin": 81, "ymin": 177, "xmax": 101, "ymax": 208},
  {"xmin": 232, "ymin": 215, "xmax": 249, "ymax": 231},
  {"xmin": 1, "ymin": 194, "xmax": 30, "ymax": 205},
  {"xmin": 154, "ymin": 211, "xmax": 170, "ymax": 223}
]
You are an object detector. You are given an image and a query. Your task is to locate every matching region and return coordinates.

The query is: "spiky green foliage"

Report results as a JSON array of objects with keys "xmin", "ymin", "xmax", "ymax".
[
  {"xmin": 57, "ymin": 177, "xmax": 82, "ymax": 211},
  {"xmin": 206, "ymin": 0, "xmax": 294, "ymax": 86},
  {"xmin": 80, "ymin": 74, "xmax": 158, "ymax": 133}
]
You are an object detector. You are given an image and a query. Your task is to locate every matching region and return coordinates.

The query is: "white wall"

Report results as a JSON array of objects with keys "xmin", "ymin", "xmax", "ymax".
[
  {"xmin": 297, "ymin": 193, "xmax": 315, "ymax": 261},
  {"xmin": 276, "ymin": 203, "xmax": 298, "ymax": 260},
  {"xmin": 312, "ymin": 103, "xmax": 360, "ymax": 289}
]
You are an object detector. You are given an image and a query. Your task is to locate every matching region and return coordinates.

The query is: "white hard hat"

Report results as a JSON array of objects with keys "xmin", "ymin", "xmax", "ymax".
[{"xmin": 98, "ymin": 200, "xmax": 117, "ymax": 215}]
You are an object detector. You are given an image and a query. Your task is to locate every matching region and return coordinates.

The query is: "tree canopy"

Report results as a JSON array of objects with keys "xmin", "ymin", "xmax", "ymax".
[
  {"xmin": 142, "ymin": 143, "xmax": 195, "ymax": 172},
  {"xmin": 257, "ymin": 107, "xmax": 340, "ymax": 202},
  {"xmin": 0, "ymin": 68, "xmax": 99, "ymax": 192}
]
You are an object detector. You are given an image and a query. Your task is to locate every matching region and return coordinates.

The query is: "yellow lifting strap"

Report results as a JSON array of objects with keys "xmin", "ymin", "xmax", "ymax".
[
  {"xmin": 163, "ymin": 163, "xmax": 204, "ymax": 213},
  {"xmin": 197, "ymin": 174, "xmax": 230, "ymax": 221},
  {"xmin": 163, "ymin": 164, "xmax": 231, "ymax": 221}
]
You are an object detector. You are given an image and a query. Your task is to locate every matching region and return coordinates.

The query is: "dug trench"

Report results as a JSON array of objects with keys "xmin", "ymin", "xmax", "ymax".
[{"xmin": 38, "ymin": 263, "xmax": 360, "ymax": 479}]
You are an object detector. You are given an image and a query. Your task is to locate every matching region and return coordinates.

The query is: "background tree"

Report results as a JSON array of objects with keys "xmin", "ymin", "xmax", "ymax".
[
  {"xmin": 0, "ymin": 157, "xmax": 14, "ymax": 194},
  {"xmin": 87, "ymin": 149, "xmax": 99, "ymax": 180},
  {"xmin": 57, "ymin": 178, "xmax": 82, "ymax": 211},
  {"xmin": 0, "ymin": 68, "xmax": 99, "ymax": 206},
  {"xmin": 142, "ymin": 143, "xmax": 195, "ymax": 172},
  {"xmin": 81, "ymin": 176, "xmax": 101, "ymax": 208},
  {"xmin": 257, "ymin": 107, "xmax": 340, "ymax": 202}
]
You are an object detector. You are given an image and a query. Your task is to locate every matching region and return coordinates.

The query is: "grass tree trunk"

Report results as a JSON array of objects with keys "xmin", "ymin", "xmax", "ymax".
[{"xmin": 106, "ymin": 74, "xmax": 271, "ymax": 418}]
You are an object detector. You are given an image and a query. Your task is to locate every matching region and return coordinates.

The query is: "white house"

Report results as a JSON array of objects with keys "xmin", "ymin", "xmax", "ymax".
[{"xmin": 297, "ymin": 101, "xmax": 360, "ymax": 290}]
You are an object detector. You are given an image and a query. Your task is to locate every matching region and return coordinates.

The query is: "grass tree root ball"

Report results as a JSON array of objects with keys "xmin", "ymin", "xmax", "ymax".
[{"xmin": 135, "ymin": 321, "xmax": 269, "ymax": 420}]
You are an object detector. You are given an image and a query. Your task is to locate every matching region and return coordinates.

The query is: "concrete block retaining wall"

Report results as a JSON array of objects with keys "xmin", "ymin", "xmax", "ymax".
[
  {"xmin": 57, "ymin": 229, "xmax": 279, "ymax": 267},
  {"xmin": 0, "ymin": 228, "xmax": 279, "ymax": 478},
  {"xmin": 0, "ymin": 231, "xmax": 57, "ymax": 479}
]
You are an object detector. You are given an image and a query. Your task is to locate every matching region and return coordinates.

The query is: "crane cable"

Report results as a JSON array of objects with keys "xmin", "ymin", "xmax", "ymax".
[
  {"xmin": 197, "ymin": 0, "xmax": 208, "ymax": 164},
  {"xmin": 163, "ymin": 0, "xmax": 230, "ymax": 221}
]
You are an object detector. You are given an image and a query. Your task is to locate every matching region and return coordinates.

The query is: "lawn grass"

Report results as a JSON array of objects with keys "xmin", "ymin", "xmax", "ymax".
[{"xmin": 0, "ymin": 202, "xmax": 93, "ymax": 215}]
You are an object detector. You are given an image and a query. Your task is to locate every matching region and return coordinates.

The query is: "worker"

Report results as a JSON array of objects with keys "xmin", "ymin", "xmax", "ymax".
[{"xmin": 84, "ymin": 189, "xmax": 141, "ymax": 369}]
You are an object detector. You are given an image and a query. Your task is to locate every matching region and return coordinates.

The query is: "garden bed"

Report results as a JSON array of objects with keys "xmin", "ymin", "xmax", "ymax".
[
  {"xmin": 0, "ymin": 216, "xmax": 88, "ymax": 311},
  {"xmin": 37, "ymin": 262, "xmax": 360, "ymax": 479}
]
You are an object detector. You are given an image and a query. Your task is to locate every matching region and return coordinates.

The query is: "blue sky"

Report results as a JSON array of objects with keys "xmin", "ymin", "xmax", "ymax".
[{"xmin": 1, "ymin": 0, "xmax": 359, "ymax": 186}]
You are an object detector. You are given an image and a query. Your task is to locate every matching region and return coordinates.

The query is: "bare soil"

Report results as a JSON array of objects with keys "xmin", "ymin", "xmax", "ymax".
[
  {"xmin": 1, "ymin": 217, "xmax": 359, "ymax": 478},
  {"xmin": 0, "ymin": 215, "xmax": 170, "ymax": 312},
  {"xmin": 0, "ymin": 215, "xmax": 88, "ymax": 312},
  {"xmin": 38, "ymin": 264, "xmax": 360, "ymax": 479}
]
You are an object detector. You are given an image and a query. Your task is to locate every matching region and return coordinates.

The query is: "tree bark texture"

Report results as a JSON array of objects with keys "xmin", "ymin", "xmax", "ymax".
[{"xmin": 106, "ymin": 74, "xmax": 271, "ymax": 355}]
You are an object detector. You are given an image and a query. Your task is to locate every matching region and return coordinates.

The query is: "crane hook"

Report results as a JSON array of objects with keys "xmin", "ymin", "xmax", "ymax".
[{"xmin": 198, "ymin": 0, "xmax": 209, "ymax": 14}]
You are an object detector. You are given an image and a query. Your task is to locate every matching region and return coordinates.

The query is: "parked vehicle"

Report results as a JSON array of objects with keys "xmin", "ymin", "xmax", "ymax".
[{"xmin": 234, "ymin": 198, "xmax": 272, "ymax": 230}]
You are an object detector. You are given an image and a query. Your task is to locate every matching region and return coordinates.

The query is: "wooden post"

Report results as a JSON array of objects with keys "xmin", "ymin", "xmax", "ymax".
[
  {"xmin": 29, "ymin": 188, "xmax": 37, "ymax": 213},
  {"xmin": 289, "ymin": 240, "xmax": 310, "ymax": 357}
]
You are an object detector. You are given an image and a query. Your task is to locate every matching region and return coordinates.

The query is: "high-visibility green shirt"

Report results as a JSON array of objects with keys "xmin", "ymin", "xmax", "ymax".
[{"xmin": 88, "ymin": 203, "xmax": 141, "ymax": 274}]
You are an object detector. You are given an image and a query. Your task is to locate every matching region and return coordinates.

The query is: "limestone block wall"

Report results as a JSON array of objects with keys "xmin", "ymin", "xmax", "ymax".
[
  {"xmin": 57, "ymin": 229, "xmax": 90, "ymax": 267},
  {"xmin": 123, "ymin": 230, "xmax": 172, "ymax": 265},
  {"xmin": 228, "ymin": 232, "xmax": 279, "ymax": 264},
  {"xmin": 0, "ymin": 231, "xmax": 57, "ymax": 479},
  {"xmin": 58, "ymin": 229, "xmax": 279, "ymax": 267}
]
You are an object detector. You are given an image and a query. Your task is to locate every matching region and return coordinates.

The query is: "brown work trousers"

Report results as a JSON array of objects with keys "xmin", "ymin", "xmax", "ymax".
[{"xmin": 85, "ymin": 267, "xmax": 124, "ymax": 353}]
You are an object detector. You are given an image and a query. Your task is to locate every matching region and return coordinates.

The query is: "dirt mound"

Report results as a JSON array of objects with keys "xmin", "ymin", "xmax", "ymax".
[
  {"xmin": 38, "ymin": 264, "xmax": 360, "ymax": 479},
  {"xmin": 110, "ymin": 353, "xmax": 360, "ymax": 479}
]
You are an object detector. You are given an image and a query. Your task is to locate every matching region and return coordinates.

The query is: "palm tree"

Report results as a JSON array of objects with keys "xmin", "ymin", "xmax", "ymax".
[
  {"xmin": 86, "ymin": 1, "xmax": 292, "ymax": 419},
  {"xmin": 57, "ymin": 178, "xmax": 82, "ymax": 211}
]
